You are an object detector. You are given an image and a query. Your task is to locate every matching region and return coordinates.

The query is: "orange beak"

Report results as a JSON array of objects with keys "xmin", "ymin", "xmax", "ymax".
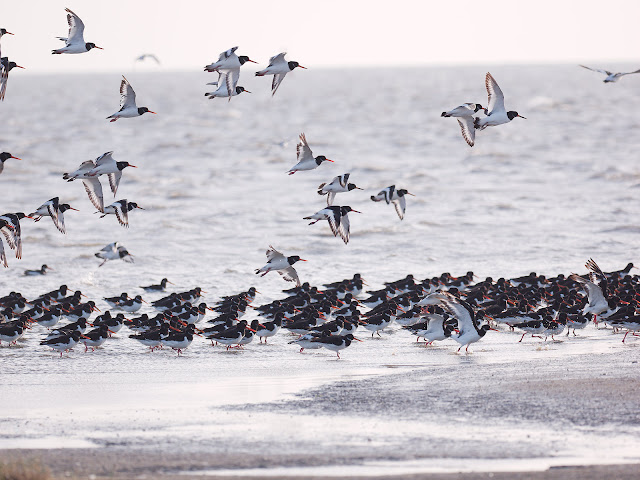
[
  {"xmin": 69, "ymin": 207, "xmax": 80, "ymax": 211},
  {"xmin": 325, "ymin": 159, "xmax": 335, "ymax": 162},
  {"xmin": 299, "ymin": 259, "xmax": 308, "ymax": 262},
  {"xmin": 10, "ymin": 156, "xmax": 21, "ymax": 160},
  {"xmin": 148, "ymin": 111, "xmax": 157, "ymax": 115},
  {"xmin": 298, "ymin": 65, "xmax": 307, "ymax": 69},
  {"xmin": 94, "ymin": 46, "xmax": 104, "ymax": 50}
]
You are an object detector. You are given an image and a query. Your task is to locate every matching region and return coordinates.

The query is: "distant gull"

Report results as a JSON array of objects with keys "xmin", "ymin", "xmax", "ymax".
[
  {"xmin": 287, "ymin": 133, "xmax": 334, "ymax": 175},
  {"xmin": 95, "ymin": 242, "xmax": 134, "ymax": 267},
  {"xmin": 0, "ymin": 152, "xmax": 20, "ymax": 175},
  {"xmin": 255, "ymin": 52, "xmax": 306, "ymax": 96},
  {"xmin": 106, "ymin": 76, "xmax": 156, "ymax": 122},
  {"xmin": 579, "ymin": 65, "xmax": 640, "ymax": 83},
  {"xmin": 30, "ymin": 197, "xmax": 78, "ymax": 234},
  {"xmin": 255, "ymin": 245, "xmax": 306, "ymax": 287},
  {"xmin": 135, "ymin": 54, "xmax": 160, "ymax": 64},
  {"xmin": 370, "ymin": 185, "xmax": 414, "ymax": 220},
  {"xmin": 51, "ymin": 8, "xmax": 102, "ymax": 54},
  {"xmin": 317, "ymin": 173, "xmax": 362, "ymax": 206}
]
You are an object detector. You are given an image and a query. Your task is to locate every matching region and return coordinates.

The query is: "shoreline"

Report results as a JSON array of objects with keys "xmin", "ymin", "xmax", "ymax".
[{"xmin": 1, "ymin": 450, "xmax": 639, "ymax": 480}]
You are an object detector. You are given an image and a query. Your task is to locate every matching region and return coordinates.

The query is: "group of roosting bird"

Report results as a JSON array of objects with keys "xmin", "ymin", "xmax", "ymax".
[{"xmin": 1, "ymin": 258, "xmax": 639, "ymax": 358}]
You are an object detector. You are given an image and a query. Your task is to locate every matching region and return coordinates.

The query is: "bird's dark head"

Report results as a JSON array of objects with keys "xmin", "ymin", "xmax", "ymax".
[
  {"xmin": 127, "ymin": 202, "xmax": 143, "ymax": 211},
  {"xmin": 0, "ymin": 152, "xmax": 20, "ymax": 162},
  {"xmin": 288, "ymin": 61, "xmax": 306, "ymax": 70},
  {"xmin": 0, "ymin": 29, "xmax": 14, "ymax": 36},
  {"xmin": 7, "ymin": 62, "xmax": 25, "ymax": 71},
  {"xmin": 238, "ymin": 56, "xmax": 257, "ymax": 65},
  {"xmin": 474, "ymin": 104, "xmax": 485, "ymax": 113},
  {"xmin": 59, "ymin": 204, "xmax": 79, "ymax": 213},
  {"xmin": 13, "ymin": 212, "xmax": 29, "ymax": 220},
  {"xmin": 347, "ymin": 183, "xmax": 362, "ymax": 191},
  {"xmin": 397, "ymin": 189, "xmax": 416, "ymax": 197},
  {"xmin": 315, "ymin": 155, "xmax": 334, "ymax": 165},
  {"xmin": 507, "ymin": 111, "xmax": 526, "ymax": 120},
  {"xmin": 236, "ymin": 86, "xmax": 251, "ymax": 94},
  {"xmin": 117, "ymin": 161, "xmax": 137, "ymax": 170},
  {"xmin": 137, "ymin": 107, "xmax": 156, "ymax": 116},
  {"xmin": 287, "ymin": 255, "xmax": 306, "ymax": 265},
  {"xmin": 341, "ymin": 206, "xmax": 361, "ymax": 214},
  {"xmin": 118, "ymin": 248, "xmax": 130, "ymax": 259},
  {"xmin": 85, "ymin": 43, "xmax": 103, "ymax": 51}
]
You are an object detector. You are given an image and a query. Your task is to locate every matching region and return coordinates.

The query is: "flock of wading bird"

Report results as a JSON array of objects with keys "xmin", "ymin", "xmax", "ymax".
[{"xmin": 0, "ymin": 258, "xmax": 639, "ymax": 358}]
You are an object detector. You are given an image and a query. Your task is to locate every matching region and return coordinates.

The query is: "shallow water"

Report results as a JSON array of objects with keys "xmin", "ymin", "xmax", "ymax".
[{"xmin": 2, "ymin": 66, "xmax": 640, "ymax": 474}]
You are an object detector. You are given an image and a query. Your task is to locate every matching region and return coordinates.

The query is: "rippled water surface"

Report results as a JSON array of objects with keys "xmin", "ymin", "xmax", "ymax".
[{"xmin": 1, "ymin": 66, "xmax": 640, "ymax": 475}]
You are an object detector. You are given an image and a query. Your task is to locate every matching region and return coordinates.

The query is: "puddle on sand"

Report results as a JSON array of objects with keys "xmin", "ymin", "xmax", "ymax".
[
  {"xmin": 0, "ymin": 437, "xmax": 97, "ymax": 449},
  {"xmin": 180, "ymin": 457, "xmax": 640, "ymax": 477}
]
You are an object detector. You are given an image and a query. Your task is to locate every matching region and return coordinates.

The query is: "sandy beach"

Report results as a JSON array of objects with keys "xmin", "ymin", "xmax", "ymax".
[{"xmin": 2, "ymin": 331, "xmax": 639, "ymax": 479}]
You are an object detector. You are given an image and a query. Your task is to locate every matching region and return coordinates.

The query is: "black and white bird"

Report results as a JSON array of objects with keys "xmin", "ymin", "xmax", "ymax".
[
  {"xmin": 303, "ymin": 206, "xmax": 360, "ymax": 244},
  {"xmin": 569, "ymin": 259, "xmax": 618, "ymax": 325},
  {"xmin": 317, "ymin": 173, "xmax": 362, "ymax": 205},
  {"xmin": 106, "ymin": 76, "xmax": 156, "ymax": 122},
  {"xmin": 255, "ymin": 245, "xmax": 306, "ymax": 287},
  {"xmin": 287, "ymin": 133, "xmax": 334, "ymax": 174},
  {"xmin": 433, "ymin": 292, "xmax": 495, "ymax": 352},
  {"xmin": 0, "ymin": 212, "xmax": 29, "ymax": 263},
  {"xmin": 0, "ymin": 57, "xmax": 25, "ymax": 101},
  {"xmin": 441, "ymin": 103, "xmax": 485, "ymax": 117},
  {"xmin": 204, "ymin": 85, "xmax": 250, "ymax": 99},
  {"xmin": 474, "ymin": 72, "xmax": 526, "ymax": 131},
  {"xmin": 579, "ymin": 65, "xmax": 640, "ymax": 83},
  {"xmin": 30, "ymin": 197, "xmax": 78, "ymax": 234},
  {"xmin": 310, "ymin": 333, "xmax": 361, "ymax": 359},
  {"xmin": 41, "ymin": 330, "xmax": 84, "ymax": 357},
  {"xmin": 52, "ymin": 8, "xmax": 102, "ymax": 54},
  {"xmin": 63, "ymin": 157, "xmax": 108, "ymax": 213},
  {"xmin": 370, "ymin": 185, "xmax": 414, "ymax": 220},
  {"xmin": 99, "ymin": 199, "xmax": 143, "ymax": 227},
  {"xmin": 140, "ymin": 278, "xmax": 173, "ymax": 292},
  {"xmin": 204, "ymin": 46, "xmax": 256, "ymax": 98},
  {"xmin": 95, "ymin": 242, "xmax": 134, "ymax": 267},
  {"xmin": 24, "ymin": 264, "xmax": 52, "ymax": 276},
  {"xmin": 70, "ymin": 152, "xmax": 136, "ymax": 209},
  {"xmin": 255, "ymin": 52, "xmax": 306, "ymax": 95},
  {"xmin": 0, "ymin": 152, "xmax": 20, "ymax": 175}
]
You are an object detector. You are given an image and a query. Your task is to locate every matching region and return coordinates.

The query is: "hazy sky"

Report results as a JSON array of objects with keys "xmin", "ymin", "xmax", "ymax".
[{"xmin": 3, "ymin": 0, "xmax": 640, "ymax": 72}]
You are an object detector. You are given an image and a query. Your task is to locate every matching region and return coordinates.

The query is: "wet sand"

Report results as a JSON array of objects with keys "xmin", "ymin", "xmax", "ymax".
[
  {"xmin": 1, "ymin": 450, "xmax": 639, "ymax": 480},
  {"xmin": 2, "ymin": 342, "xmax": 639, "ymax": 479}
]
